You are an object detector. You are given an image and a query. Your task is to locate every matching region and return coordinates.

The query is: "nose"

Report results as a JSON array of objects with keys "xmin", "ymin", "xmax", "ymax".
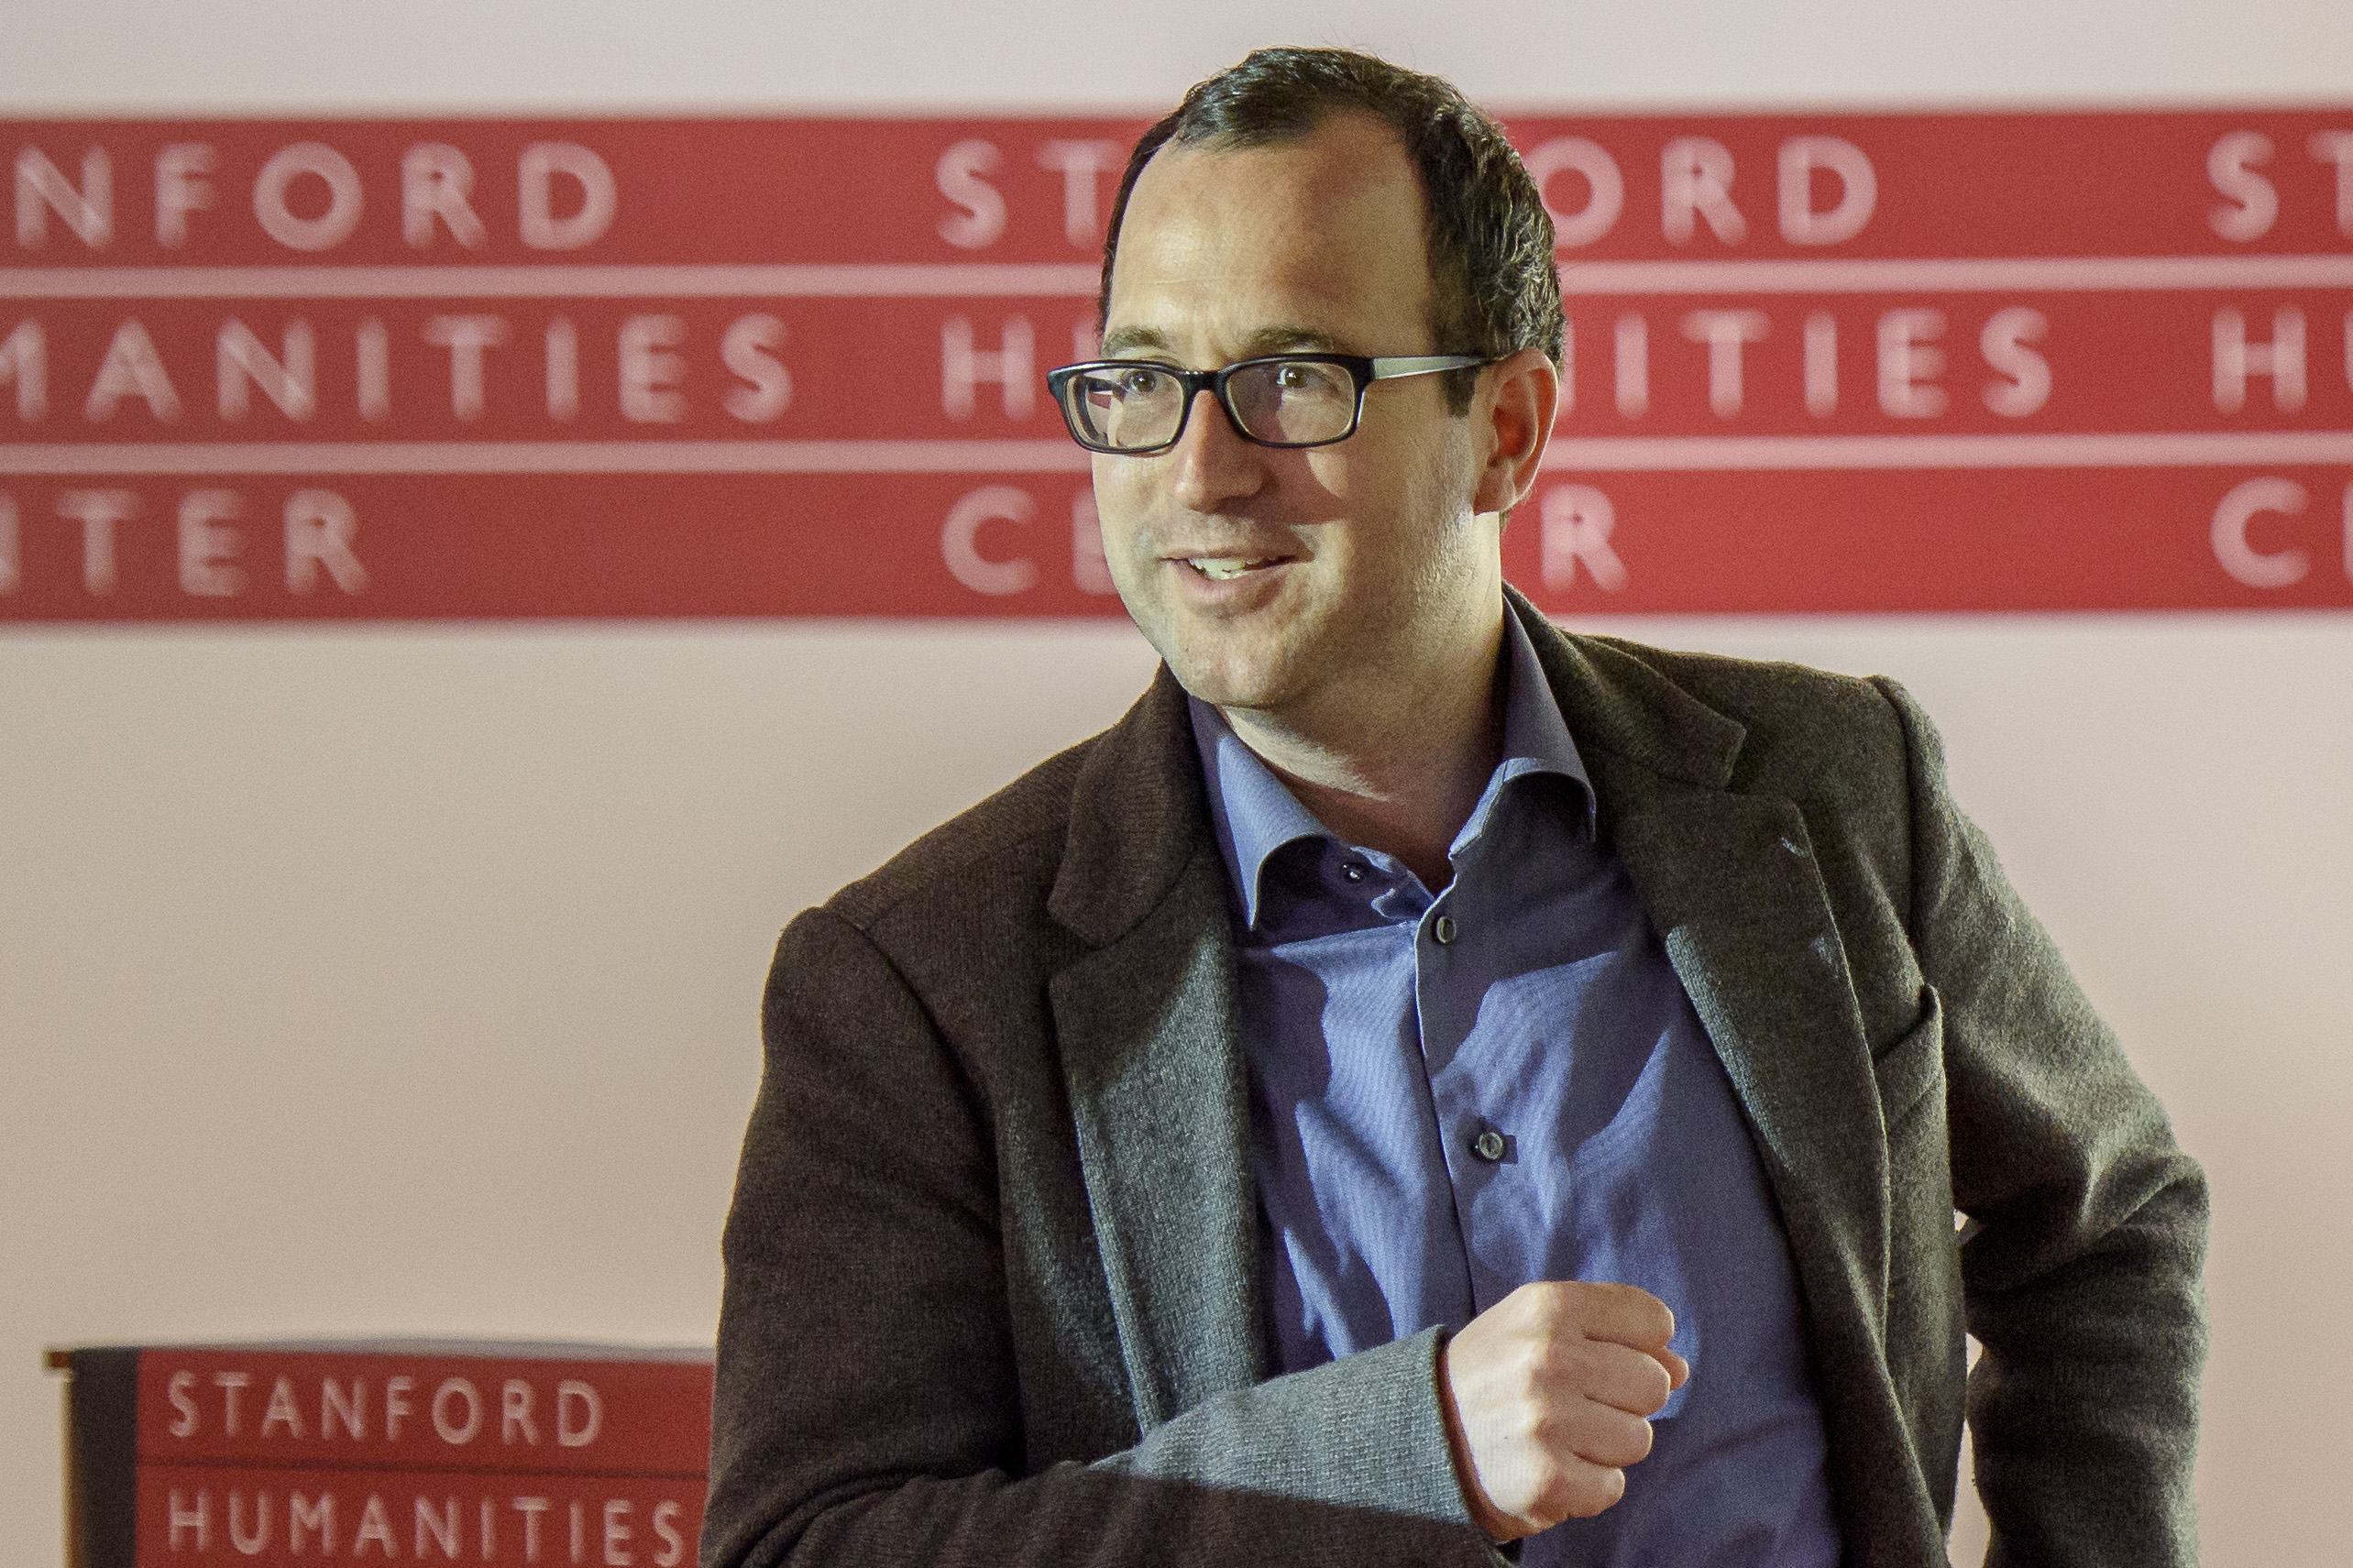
[{"xmin": 1167, "ymin": 385, "xmax": 1267, "ymax": 512}]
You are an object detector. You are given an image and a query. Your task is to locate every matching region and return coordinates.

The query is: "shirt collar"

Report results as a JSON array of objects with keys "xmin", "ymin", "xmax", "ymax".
[{"xmin": 1187, "ymin": 606, "xmax": 1597, "ymax": 931}]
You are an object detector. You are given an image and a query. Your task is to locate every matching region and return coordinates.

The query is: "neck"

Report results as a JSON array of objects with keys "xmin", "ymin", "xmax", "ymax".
[{"xmin": 1219, "ymin": 598, "xmax": 1510, "ymax": 893}]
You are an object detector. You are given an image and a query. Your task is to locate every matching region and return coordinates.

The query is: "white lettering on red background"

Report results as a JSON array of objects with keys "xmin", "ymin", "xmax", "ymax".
[
  {"xmin": 16, "ymin": 140, "xmax": 616, "ymax": 256},
  {"xmin": 160, "ymin": 1366, "xmax": 605, "ymax": 1449},
  {"xmin": 4, "ymin": 110, "xmax": 2349, "ymax": 619},
  {"xmin": 151, "ymin": 1483, "xmax": 693, "ymax": 1566}
]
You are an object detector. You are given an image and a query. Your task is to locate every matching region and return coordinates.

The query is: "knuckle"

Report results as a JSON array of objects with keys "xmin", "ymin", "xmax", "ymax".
[
  {"xmin": 1562, "ymin": 1341, "xmax": 1609, "ymax": 1393},
  {"xmin": 1510, "ymin": 1350, "xmax": 1550, "ymax": 1407},
  {"xmin": 1525, "ymin": 1281, "xmax": 1570, "ymax": 1329}
]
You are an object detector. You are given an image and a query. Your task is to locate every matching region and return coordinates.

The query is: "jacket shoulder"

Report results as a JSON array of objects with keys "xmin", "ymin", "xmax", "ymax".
[
  {"xmin": 1572, "ymin": 632, "xmax": 1899, "ymax": 740},
  {"xmin": 1569, "ymin": 631, "xmax": 1910, "ymax": 797},
  {"xmin": 1562, "ymin": 632, "xmax": 1922, "ymax": 970}
]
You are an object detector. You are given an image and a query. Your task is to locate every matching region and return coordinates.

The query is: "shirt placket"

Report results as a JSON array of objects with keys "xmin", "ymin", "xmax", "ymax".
[{"xmin": 1411, "ymin": 828, "xmax": 1527, "ymax": 1319}]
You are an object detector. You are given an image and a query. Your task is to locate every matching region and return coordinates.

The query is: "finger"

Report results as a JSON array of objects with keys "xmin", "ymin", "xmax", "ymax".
[
  {"xmin": 1657, "ymin": 1347, "xmax": 1691, "ymax": 1389},
  {"xmin": 1573, "ymin": 1281, "xmax": 1678, "ymax": 1354},
  {"xmin": 1557, "ymin": 1399, "xmax": 1655, "ymax": 1470},
  {"xmin": 1538, "ymin": 1451, "xmax": 1631, "ymax": 1523},
  {"xmin": 1567, "ymin": 1339, "xmax": 1677, "ymax": 1417}
]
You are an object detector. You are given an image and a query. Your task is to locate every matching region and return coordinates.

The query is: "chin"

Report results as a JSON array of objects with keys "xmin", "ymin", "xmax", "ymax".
[
  {"xmin": 1160, "ymin": 657, "xmax": 1250, "ymax": 708},
  {"xmin": 1127, "ymin": 599, "xmax": 1310, "ymax": 714},
  {"xmin": 1161, "ymin": 649, "xmax": 1295, "ymax": 715}
]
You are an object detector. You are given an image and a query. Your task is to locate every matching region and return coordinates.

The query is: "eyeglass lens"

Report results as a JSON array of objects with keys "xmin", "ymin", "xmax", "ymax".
[{"xmin": 1064, "ymin": 359, "xmax": 1360, "ymax": 450}]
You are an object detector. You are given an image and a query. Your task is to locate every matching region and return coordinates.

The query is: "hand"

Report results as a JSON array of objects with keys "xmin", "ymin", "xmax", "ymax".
[{"xmin": 1437, "ymin": 1280, "xmax": 1690, "ymax": 1541}]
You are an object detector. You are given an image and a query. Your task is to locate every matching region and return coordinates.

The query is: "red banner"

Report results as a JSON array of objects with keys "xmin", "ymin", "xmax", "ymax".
[{"xmin": 3, "ymin": 110, "xmax": 2349, "ymax": 619}]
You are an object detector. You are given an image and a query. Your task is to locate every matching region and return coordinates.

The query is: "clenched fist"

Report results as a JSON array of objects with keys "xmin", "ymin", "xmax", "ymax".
[{"xmin": 1437, "ymin": 1280, "xmax": 1690, "ymax": 1541}]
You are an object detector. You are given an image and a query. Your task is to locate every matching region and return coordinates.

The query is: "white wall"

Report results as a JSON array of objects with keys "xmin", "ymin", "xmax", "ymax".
[{"xmin": 5, "ymin": 5, "xmax": 2350, "ymax": 1566}]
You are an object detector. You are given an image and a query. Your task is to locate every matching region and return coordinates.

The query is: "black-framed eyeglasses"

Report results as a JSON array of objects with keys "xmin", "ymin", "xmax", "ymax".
[{"xmin": 1045, "ymin": 353, "xmax": 1492, "ymax": 455}]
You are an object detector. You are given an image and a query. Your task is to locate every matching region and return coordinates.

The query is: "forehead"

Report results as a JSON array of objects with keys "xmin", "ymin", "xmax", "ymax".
[{"xmin": 1104, "ymin": 114, "xmax": 1435, "ymax": 356}]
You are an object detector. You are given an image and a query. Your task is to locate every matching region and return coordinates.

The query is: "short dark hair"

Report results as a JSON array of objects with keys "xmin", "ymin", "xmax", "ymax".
[{"xmin": 1097, "ymin": 47, "xmax": 1563, "ymax": 413}]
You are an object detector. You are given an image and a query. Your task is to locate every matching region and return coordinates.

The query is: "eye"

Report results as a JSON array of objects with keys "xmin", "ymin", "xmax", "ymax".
[
  {"xmin": 1117, "ymin": 367, "xmax": 1168, "ymax": 397},
  {"xmin": 1265, "ymin": 360, "xmax": 1348, "ymax": 397}
]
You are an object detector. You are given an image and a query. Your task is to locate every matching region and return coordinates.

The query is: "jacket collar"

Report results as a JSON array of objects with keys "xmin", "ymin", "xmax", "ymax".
[
  {"xmin": 1504, "ymin": 584, "xmax": 1744, "ymax": 801},
  {"xmin": 1044, "ymin": 663, "xmax": 1211, "ymax": 950}
]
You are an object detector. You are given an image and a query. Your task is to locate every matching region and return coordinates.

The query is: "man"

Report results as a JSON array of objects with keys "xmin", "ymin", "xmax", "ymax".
[{"xmin": 703, "ymin": 48, "xmax": 2206, "ymax": 1568}]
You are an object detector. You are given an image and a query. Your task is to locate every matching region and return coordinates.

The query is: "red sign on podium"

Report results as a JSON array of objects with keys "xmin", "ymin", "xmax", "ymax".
[{"xmin": 2, "ymin": 110, "xmax": 2348, "ymax": 620}]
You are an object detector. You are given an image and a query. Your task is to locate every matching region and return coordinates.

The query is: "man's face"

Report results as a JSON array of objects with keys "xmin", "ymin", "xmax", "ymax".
[{"xmin": 1092, "ymin": 115, "xmax": 1501, "ymax": 726}]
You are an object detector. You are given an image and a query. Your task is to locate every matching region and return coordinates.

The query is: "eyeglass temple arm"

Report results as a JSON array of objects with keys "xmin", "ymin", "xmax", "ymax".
[{"xmin": 1366, "ymin": 354, "xmax": 1491, "ymax": 379}]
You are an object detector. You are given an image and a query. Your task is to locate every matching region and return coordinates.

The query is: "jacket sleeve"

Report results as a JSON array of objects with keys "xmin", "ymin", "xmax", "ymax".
[
  {"xmin": 699, "ymin": 906, "xmax": 1504, "ymax": 1568},
  {"xmin": 1876, "ymin": 678, "xmax": 2210, "ymax": 1568}
]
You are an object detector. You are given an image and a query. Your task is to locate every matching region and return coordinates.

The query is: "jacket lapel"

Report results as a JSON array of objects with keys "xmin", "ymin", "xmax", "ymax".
[
  {"xmin": 1515, "ymin": 593, "xmax": 1892, "ymax": 1337},
  {"xmin": 1046, "ymin": 668, "xmax": 1266, "ymax": 1431},
  {"xmin": 1608, "ymin": 795, "xmax": 1892, "ymax": 1326}
]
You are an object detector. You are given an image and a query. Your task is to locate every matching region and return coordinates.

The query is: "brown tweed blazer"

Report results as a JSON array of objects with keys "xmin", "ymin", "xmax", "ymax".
[{"xmin": 703, "ymin": 591, "xmax": 2207, "ymax": 1568}]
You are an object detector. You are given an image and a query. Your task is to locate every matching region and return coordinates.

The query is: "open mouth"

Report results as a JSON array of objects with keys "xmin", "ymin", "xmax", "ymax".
[{"xmin": 1183, "ymin": 556, "xmax": 1285, "ymax": 581}]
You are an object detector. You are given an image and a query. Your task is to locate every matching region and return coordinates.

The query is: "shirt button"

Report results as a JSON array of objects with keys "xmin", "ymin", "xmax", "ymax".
[
  {"xmin": 1341, "ymin": 861, "xmax": 1366, "ymax": 882},
  {"xmin": 1433, "ymin": 914, "xmax": 1457, "ymax": 945},
  {"xmin": 1472, "ymin": 1129, "xmax": 1508, "ymax": 1162}
]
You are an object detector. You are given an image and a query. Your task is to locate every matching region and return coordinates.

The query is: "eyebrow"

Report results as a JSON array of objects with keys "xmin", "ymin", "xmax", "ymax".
[{"xmin": 1095, "ymin": 323, "xmax": 1354, "ymax": 361}]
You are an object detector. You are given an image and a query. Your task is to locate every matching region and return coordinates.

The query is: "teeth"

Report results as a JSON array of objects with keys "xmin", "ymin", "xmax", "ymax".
[{"xmin": 1188, "ymin": 557, "xmax": 1268, "ymax": 581}]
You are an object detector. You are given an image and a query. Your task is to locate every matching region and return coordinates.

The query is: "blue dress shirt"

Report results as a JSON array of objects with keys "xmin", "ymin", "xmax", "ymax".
[{"xmin": 1188, "ymin": 612, "xmax": 1840, "ymax": 1567}]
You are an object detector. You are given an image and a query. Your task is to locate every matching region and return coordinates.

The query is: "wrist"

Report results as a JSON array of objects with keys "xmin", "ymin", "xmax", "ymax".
[{"xmin": 1437, "ymin": 1332, "xmax": 1515, "ymax": 1541}]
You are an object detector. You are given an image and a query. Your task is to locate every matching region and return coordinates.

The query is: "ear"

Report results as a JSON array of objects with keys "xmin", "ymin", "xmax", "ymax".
[{"xmin": 1469, "ymin": 348, "xmax": 1559, "ymax": 518}]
